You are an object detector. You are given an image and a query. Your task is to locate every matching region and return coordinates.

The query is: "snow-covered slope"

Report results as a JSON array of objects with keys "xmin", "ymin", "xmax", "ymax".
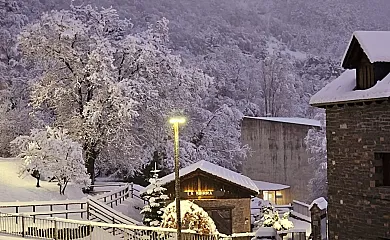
[{"xmin": 0, "ymin": 158, "xmax": 86, "ymax": 202}]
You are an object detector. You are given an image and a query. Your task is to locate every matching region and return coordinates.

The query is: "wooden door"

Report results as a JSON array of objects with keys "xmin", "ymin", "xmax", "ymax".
[{"xmin": 206, "ymin": 208, "xmax": 232, "ymax": 235}]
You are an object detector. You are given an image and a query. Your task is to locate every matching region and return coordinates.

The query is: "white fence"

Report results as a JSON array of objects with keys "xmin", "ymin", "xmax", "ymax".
[
  {"xmin": 0, "ymin": 182, "xmax": 218, "ymax": 240},
  {"xmin": 0, "ymin": 183, "xmax": 137, "ymax": 220},
  {"xmin": 291, "ymin": 200, "xmax": 311, "ymax": 223},
  {"xmin": 0, "ymin": 212, "xmax": 219, "ymax": 240}
]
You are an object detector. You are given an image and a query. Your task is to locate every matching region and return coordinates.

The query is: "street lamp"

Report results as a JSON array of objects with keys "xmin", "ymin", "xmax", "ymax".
[{"xmin": 169, "ymin": 117, "xmax": 186, "ymax": 240}]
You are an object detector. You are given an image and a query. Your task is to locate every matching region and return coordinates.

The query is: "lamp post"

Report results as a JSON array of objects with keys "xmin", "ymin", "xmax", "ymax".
[{"xmin": 169, "ymin": 117, "xmax": 186, "ymax": 240}]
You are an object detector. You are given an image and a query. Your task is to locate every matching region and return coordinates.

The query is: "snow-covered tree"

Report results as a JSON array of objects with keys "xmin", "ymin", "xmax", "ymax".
[
  {"xmin": 259, "ymin": 48, "xmax": 300, "ymax": 117},
  {"xmin": 305, "ymin": 111, "xmax": 327, "ymax": 201},
  {"xmin": 18, "ymin": 5, "xmax": 214, "ymax": 182},
  {"xmin": 261, "ymin": 204, "xmax": 294, "ymax": 231},
  {"xmin": 177, "ymin": 104, "xmax": 249, "ymax": 171},
  {"xmin": 113, "ymin": 17, "xmax": 211, "ymax": 176},
  {"xmin": 0, "ymin": 0, "xmax": 35, "ymax": 157},
  {"xmin": 18, "ymin": 5, "xmax": 139, "ymax": 184},
  {"xmin": 140, "ymin": 164, "xmax": 169, "ymax": 227},
  {"xmin": 11, "ymin": 126, "xmax": 90, "ymax": 194},
  {"xmin": 161, "ymin": 200, "xmax": 218, "ymax": 235}
]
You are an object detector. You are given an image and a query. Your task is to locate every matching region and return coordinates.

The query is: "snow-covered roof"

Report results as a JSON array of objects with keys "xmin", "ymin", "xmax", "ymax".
[
  {"xmin": 253, "ymin": 180, "xmax": 290, "ymax": 191},
  {"xmin": 309, "ymin": 197, "xmax": 328, "ymax": 210},
  {"xmin": 244, "ymin": 116, "xmax": 320, "ymax": 127},
  {"xmin": 310, "ymin": 70, "xmax": 390, "ymax": 106},
  {"xmin": 342, "ymin": 31, "xmax": 390, "ymax": 65},
  {"xmin": 156, "ymin": 160, "xmax": 259, "ymax": 193}
]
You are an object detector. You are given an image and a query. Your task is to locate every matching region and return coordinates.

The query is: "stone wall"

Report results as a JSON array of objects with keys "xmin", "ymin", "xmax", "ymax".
[
  {"xmin": 241, "ymin": 118, "xmax": 316, "ymax": 202},
  {"xmin": 194, "ymin": 198, "xmax": 251, "ymax": 234},
  {"xmin": 326, "ymin": 102, "xmax": 390, "ymax": 240}
]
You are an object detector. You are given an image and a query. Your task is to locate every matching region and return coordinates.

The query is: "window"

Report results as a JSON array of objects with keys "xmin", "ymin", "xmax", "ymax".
[{"xmin": 374, "ymin": 153, "xmax": 390, "ymax": 187}]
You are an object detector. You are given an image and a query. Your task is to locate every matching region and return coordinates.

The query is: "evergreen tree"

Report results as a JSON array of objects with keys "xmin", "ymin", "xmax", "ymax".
[{"xmin": 140, "ymin": 164, "xmax": 169, "ymax": 226}]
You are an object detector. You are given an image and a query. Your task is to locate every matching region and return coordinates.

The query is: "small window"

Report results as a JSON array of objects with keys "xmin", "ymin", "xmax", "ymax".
[{"xmin": 374, "ymin": 153, "xmax": 390, "ymax": 187}]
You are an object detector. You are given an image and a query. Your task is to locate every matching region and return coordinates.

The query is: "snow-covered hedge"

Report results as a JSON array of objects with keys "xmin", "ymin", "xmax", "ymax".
[{"xmin": 160, "ymin": 200, "xmax": 218, "ymax": 235}]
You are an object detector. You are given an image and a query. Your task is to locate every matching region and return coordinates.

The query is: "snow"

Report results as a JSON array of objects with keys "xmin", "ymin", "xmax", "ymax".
[
  {"xmin": 310, "ymin": 69, "xmax": 390, "ymax": 106},
  {"xmin": 161, "ymin": 200, "xmax": 218, "ymax": 235},
  {"xmin": 0, "ymin": 158, "xmax": 86, "ymax": 202},
  {"xmin": 309, "ymin": 197, "xmax": 328, "ymax": 210},
  {"xmin": 289, "ymin": 218, "xmax": 311, "ymax": 237},
  {"xmin": 290, "ymin": 211, "xmax": 311, "ymax": 223},
  {"xmin": 266, "ymin": 36, "xmax": 307, "ymax": 60},
  {"xmin": 342, "ymin": 31, "xmax": 390, "ymax": 64},
  {"xmin": 0, "ymin": 234, "xmax": 25, "ymax": 240},
  {"xmin": 149, "ymin": 160, "xmax": 258, "ymax": 193},
  {"xmin": 254, "ymin": 227, "xmax": 276, "ymax": 237},
  {"xmin": 253, "ymin": 180, "xmax": 290, "ymax": 191},
  {"xmin": 244, "ymin": 116, "xmax": 320, "ymax": 127},
  {"xmin": 284, "ymin": 49, "xmax": 307, "ymax": 60}
]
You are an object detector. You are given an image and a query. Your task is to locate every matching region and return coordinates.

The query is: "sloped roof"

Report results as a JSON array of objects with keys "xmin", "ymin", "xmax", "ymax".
[
  {"xmin": 253, "ymin": 180, "xmax": 290, "ymax": 191},
  {"xmin": 244, "ymin": 116, "xmax": 320, "ymax": 127},
  {"xmin": 342, "ymin": 31, "xmax": 390, "ymax": 66},
  {"xmin": 310, "ymin": 70, "xmax": 390, "ymax": 106},
  {"xmin": 309, "ymin": 197, "xmax": 328, "ymax": 210},
  {"xmin": 157, "ymin": 160, "xmax": 259, "ymax": 193}
]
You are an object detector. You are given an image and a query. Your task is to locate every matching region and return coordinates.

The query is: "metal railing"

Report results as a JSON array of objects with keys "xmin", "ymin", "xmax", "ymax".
[
  {"xmin": 87, "ymin": 196, "xmax": 140, "ymax": 225},
  {"xmin": 0, "ymin": 212, "xmax": 219, "ymax": 240},
  {"xmin": 0, "ymin": 183, "xmax": 140, "ymax": 220},
  {"xmin": 0, "ymin": 200, "xmax": 87, "ymax": 222}
]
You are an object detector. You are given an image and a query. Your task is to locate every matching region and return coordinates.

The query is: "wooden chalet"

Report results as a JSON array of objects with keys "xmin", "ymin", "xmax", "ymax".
[{"xmin": 155, "ymin": 160, "xmax": 258, "ymax": 235}]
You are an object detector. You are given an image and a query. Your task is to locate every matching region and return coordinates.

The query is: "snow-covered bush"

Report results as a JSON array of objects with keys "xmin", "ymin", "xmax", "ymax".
[
  {"xmin": 11, "ymin": 126, "xmax": 90, "ymax": 194},
  {"xmin": 261, "ymin": 204, "xmax": 294, "ymax": 231},
  {"xmin": 140, "ymin": 166, "xmax": 169, "ymax": 226},
  {"xmin": 251, "ymin": 198, "xmax": 272, "ymax": 228},
  {"xmin": 160, "ymin": 200, "xmax": 218, "ymax": 235}
]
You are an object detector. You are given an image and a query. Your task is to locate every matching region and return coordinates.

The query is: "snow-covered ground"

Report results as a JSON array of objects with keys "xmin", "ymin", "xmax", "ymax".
[
  {"xmin": 112, "ymin": 196, "xmax": 144, "ymax": 223},
  {"xmin": 0, "ymin": 234, "xmax": 25, "ymax": 239},
  {"xmin": 0, "ymin": 158, "xmax": 86, "ymax": 202}
]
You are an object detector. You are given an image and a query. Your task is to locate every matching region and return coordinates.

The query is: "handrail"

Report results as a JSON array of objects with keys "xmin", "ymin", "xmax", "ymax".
[
  {"xmin": 95, "ymin": 184, "xmax": 129, "ymax": 201},
  {"xmin": 0, "ymin": 199, "xmax": 86, "ymax": 208},
  {"xmin": 0, "ymin": 182, "xmax": 142, "ymax": 228},
  {"xmin": 87, "ymin": 196, "xmax": 141, "ymax": 225},
  {"xmin": 0, "ymin": 212, "xmax": 219, "ymax": 240}
]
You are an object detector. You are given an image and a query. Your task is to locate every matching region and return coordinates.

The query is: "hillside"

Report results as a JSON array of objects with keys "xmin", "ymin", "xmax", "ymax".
[
  {"xmin": 1, "ymin": 0, "xmax": 390, "ymax": 177},
  {"xmin": 0, "ymin": 158, "xmax": 86, "ymax": 202}
]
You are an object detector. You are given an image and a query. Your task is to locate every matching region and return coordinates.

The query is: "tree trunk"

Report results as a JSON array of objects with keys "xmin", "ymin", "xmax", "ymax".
[
  {"xmin": 60, "ymin": 179, "xmax": 68, "ymax": 195},
  {"xmin": 32, "ymin": 170, "xmax": 40, "ymax": 188},
  {"xmin": 84, "ymin": 143, "xmax": 99, "ymax": 187}
]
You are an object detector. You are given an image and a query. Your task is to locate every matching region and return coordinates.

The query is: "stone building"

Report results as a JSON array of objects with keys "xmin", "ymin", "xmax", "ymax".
[
  {"xmin": 310, "ymin": 31, "xmax": 390, "ymax": 240},
  {"xmin": 157, "ymin": 160, "xmax": 258, "ymax": 235},
  {"xmin": 241, "ymin": 117, "xmax": 320, "ymax": 202}
]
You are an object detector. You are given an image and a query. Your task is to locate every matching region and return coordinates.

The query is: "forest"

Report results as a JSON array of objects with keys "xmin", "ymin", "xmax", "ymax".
[{"xmin": 1, "ymin": 0, "xmax": 389, "ymax": 185}]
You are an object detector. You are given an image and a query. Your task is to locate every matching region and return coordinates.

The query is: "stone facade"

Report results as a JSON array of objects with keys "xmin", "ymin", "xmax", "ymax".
[
  {"xmin": 310, "ymin": 204, "xmax": 327, "ymax": 240},
  {"xmin": 194, "ymin": 198, "xmax": 251, "ymax": 234},
  {"xmin": 241, "ymin": 118, "xmax": 317, "ymax": 202},
  {"xmin": 326, "ymin": 102, "xmax": 390, "ymax": 240}
]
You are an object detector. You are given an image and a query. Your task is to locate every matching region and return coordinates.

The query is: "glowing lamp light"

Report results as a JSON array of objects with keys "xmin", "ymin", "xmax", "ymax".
[
  {"xmin": 169, "ymin": 117, "xmax": 186, "ymax": 124},
  {"xmin": 168, "ymin": 115, "xmax": 186, "ymax": 240}
]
